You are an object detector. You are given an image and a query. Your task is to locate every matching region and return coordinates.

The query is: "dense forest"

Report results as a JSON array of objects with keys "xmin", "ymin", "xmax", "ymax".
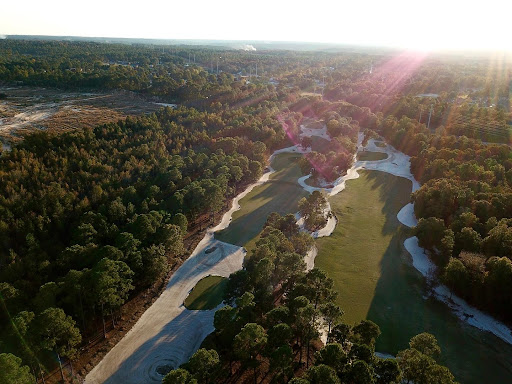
[
  {"xmin": 162, "ymin": 213, "xmax": 456, "ymax": 384},
  {"xmin": 378, "ymin": 116, "xmax": 512, "ymax": 321},
  {"xmin": 0, "ymin": 100, "xmax": 298, "ymax": 379}
]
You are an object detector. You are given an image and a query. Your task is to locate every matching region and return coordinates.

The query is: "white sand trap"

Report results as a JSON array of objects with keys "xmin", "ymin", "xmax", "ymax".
[
  {"xmin": 404, "ymin": 236, "xmax": 435, "ymax": 279},
  {"xmin": 304, "ymin": 246, "xmax": 318, "ymax": 271},
  {"xmin": 432, "ymin": 284, "xmax": 512, "ymax": 344},
  {"xmin": 86, "ymin": 238, "xmax": 244, "ymax": 384},
  {"xmin": 357, "ymin": 140, "xmax": 420, "ymax": 192},
  {"xmin": 375, "ymin": 352, "xmax": 396, "ymax": 360},
  {"xmin": 397, "ymin": 203, "xmax": 417, "ymax": 228},
  {"xmin": 154, "ymin": 103, "xmax": 177, "ymax": 108},
  {"xmin": 299, "ymin": 135, "xmax": 512, "ymax": 347},
  {"xmin": 314, "ymin": 212, "xmax": 337, "ymax": 238},
  {"xmin": 299, "ymin": 124, "xmax": 331, "ymax": 141}
]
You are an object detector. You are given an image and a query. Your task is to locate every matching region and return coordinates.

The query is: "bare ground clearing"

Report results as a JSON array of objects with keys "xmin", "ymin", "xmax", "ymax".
[{"xmin": 0, "ymin": 85, "xmax": 165, "ymax": 146}]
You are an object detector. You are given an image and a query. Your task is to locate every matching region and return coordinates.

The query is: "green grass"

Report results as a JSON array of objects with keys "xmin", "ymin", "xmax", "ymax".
[
  {"xmin": 357, "ymin": 151, "xmax": 388, "ymax": 161},
  {"xmin": 374, "ymin": 141, "xmax": 386, "ymax": 148},
  {"xmin": 315, "ymin": 170, "xmax": 512, "ymax": 384},
  {"xmin": 315, "ymin": 171, "xmax": 412, "ymax": 324},
  {"xmin": 184, "ymin": 276, "xmax": 228, "ymax": 310},
  {"xmin": 215, "ymin": 152, "xmax": 308, "ymax": 247}
]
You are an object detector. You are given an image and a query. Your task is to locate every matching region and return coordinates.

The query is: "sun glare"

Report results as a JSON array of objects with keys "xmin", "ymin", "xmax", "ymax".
[{"xmin": 1, "ymin": 0, "xmax": 511, "ymax": 51}]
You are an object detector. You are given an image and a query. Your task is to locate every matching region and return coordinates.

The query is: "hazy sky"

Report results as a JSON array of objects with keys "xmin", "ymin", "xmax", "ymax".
[{"xmin": 2, "ymin": 0, "xmax": 511, "ymax": 51}]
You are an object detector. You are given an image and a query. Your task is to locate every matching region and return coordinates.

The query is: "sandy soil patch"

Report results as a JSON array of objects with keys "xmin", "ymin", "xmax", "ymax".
[{"xmin": 0, "ymin": 86, "xmax": 163, "ymax": 145}]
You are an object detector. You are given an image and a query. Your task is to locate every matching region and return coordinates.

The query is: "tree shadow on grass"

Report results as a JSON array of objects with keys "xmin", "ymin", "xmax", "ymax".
[
  {"xmin": 215, "ymin": 181, "xmax": 307, "ymax": 246},
  {"xmin": 215, "ymin": 153, "xmax": 307, "ymax": 247},
  {"xmin": 184, "ymin": 278, "xmax": 228, "ymax": 310},
  {"xmin": 362, "ymin": 170, "xmax": 412, "ymax": 237},
  {"xmin": 366, "ymin": 207, "xmax": 512, "ymax": 384}
]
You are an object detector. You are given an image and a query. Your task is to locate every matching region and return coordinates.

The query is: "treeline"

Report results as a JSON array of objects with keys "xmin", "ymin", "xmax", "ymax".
[
  {"xmin": 0, "ymin": 100, "xmax": 294, "ymax": 378},
  {"xmin": 0, "ymin": 40, "xmax": 339, "ymax": 106},
  {"xmin": 162, "ymin": 213, "xmax": 456, "ymax": 384},
  {"xmin": 324, "ymin": 55, "xmax": 510, "ymax": 110},
  {"xmin": 320, "ymin": 52, "xmax": 511, "ymax": 146},
  {"xmin": 383, "ymin": 96, "xmax": 510, "ymax": 144},
  {"xmin": 299, "ymin": 191, "xmax": 329, "ymax": 231},
  {"xmin": 0, "ymin": 40, "xmax": 269, "ymax": 105},
  {"xmin": 378, "ymin": 115, "xmax": 512, "ymax": 321}
]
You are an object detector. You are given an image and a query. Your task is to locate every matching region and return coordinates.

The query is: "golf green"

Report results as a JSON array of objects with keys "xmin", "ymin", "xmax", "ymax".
[{"xmin": 184, "ymin": 276, "xmax": 228, "ymax": 310}]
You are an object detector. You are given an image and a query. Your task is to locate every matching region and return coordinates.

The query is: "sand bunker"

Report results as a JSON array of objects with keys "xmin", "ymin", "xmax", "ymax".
[
  {"xmin": 360, "ymin": 139, "xmax": 512, "ymax": 346},
  {"xmin": 86, "ymin": 236, "xmax": 245, "ymax": 384}
]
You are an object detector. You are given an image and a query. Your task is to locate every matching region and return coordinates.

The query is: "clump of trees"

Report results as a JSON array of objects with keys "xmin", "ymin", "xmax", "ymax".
[
  {"xmin": 299, "ymin": 191, "xmax": 329, "ymax": 231},
  {"xmin": 0, "ymin": 353, "xmax": 35, "ymax": 384},
  {"xmin": 297, "ymin": 105, "xmax": 361, "ymax": 183},
  {"xmin": 163, "ymin": 213, "xmax": 456, "ymax": 384}
]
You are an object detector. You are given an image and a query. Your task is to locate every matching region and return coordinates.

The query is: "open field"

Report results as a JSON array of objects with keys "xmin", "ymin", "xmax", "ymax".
[
  {"xmin": 315, "ymin": 169, "xmax": 512, "ymax": 384},
  {"xmin": 357, "ymin": 151, "xmax": 388, "ymax": 161},
  {"xmin": 184, "ymin": 276, "xmax": 228, "ymax": 310},
  {"xmin": 215, "ymin": 152, "xmax": 308, "ymax": 246},
  {"xmin": 0, "ymin": 85, "xmax": 163, "ymax": 144}
]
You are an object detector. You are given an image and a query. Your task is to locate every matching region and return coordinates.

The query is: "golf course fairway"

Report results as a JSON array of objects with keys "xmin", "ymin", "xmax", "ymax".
[
  {"xmin": 315, "ymin": 170, "xmax": 512, "ymax": 384},
  {"xmin": 215, "ymin": 152, "xmax": 307, "ymax": 247},
  {"xmin": 315, "ymin": 170, "xmax": 412, "ymax": 324}
]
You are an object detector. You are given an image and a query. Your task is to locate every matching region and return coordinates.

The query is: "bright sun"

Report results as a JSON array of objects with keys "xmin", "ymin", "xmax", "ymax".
[{"xmin": 1, "ymin": 0, "xmax": 511, "ymax": 51}]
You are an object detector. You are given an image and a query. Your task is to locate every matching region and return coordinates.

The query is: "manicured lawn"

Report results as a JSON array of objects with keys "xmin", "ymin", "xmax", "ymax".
[
  {"xmin": 357, "ymin": 151, "xmax": 388, "ymax": 161},
  {"xmin": 314, "ymin": 170, "xmax": 512, "ymax": 384},
  {"xmin": 184, "ymin": 276, "xmax": 228, "ymax": 310},
  {"xmin": 315, "ymin": 170, "xmax": 412, "ymax": 324},
  {"xmin": 374, "ymin": 141, "xmax": 386, "ymax": 148},
  {"xmin": 215, "ymin": 152, "xmax": 308, "ymax": 247}
]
